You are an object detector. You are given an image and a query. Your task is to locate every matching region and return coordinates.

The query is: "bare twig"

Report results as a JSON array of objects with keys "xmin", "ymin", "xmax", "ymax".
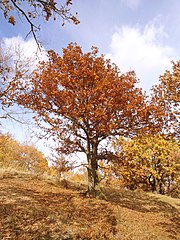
[
  {"xmin": 73, "ymin": 163, "xmax": 88, "ymax": 169},
  {"xmin": 0, "ymin": 113, "xmax": 26, "ymax": 124},
  {"xmin": 10, "ymin": 0, "xmax": 41, "ymax": 50}
]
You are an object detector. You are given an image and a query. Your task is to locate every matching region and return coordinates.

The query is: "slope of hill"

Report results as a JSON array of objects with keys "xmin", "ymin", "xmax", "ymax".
[{"xmin": 0, "ymin": 169, "xmax": 179, "ymax": 240}]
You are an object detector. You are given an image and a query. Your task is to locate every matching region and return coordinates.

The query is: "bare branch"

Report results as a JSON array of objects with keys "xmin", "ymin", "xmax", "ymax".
[
  {"xmin": 0, "ymin": 113, "xmax": 25, "ymax": 124},
  {"xmin": 73, "ymin": 163, "xmax": 88, "ymax": 169},
  {"xmin": 10, "ymin": 0, "xmax": 41, "ymax": 50}
]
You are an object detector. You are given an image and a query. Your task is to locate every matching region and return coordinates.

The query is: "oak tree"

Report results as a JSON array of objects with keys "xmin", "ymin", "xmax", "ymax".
[
  {"xmin": 11, "ymin": 43, "xmax": 160, "ymax": 196},
  {"xmin": 152, "ymin": 60, "xmax": 180, "ymax": 138},
  {"xmin": 113, "ymin": 134, "xmax": 180, "ymax": 194}
]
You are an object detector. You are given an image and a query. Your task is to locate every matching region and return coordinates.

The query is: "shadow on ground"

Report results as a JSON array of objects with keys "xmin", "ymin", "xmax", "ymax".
[
  {"xmin": 102, "ymin": 186, "xmax": 180, "ymax": 240},
  {"xmin": 0, "ymin": 173, "xmax": 179, "ymax": 240},
  {"xmin": 0, "ymin": 177, "xmax": 117, "ymax": 240}
]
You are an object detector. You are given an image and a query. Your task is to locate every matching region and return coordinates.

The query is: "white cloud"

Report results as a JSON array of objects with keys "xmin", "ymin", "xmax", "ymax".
[
  {"xmin": 106, "ymin": 21, "xmax": 177, "ymax": 93},
  {"xmin": 121, "ymin": 0, "xmax": 141, "ymax": 10},
  {"xmin": 2, "ymin": 36, "xmax": 47, "ymax": 66}
]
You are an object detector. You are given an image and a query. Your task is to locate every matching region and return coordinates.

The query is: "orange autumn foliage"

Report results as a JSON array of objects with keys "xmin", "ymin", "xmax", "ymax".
[
  {"xmin": 152, "ymin": 60, "xmax": 180, "ymax": 138},
  {"xmin": 10, "ymin": 43, "xmax": 163, "ymax": 196}
]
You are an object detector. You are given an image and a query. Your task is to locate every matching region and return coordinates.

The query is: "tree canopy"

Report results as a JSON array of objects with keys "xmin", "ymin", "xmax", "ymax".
[{"xmin": 152, "ymin": 60, "xmax": 180, "ymax": 138}]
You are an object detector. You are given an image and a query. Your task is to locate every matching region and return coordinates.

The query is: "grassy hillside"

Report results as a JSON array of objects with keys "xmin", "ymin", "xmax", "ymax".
[{"xmin": 0, "ymin": 168, "xmax": 179, "ymax": 240}]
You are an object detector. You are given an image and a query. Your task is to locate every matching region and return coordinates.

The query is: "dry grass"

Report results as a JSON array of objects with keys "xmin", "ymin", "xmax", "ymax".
[{"xmin": 0, "ymin": 168, "xmax": 179, "ymax": 240}]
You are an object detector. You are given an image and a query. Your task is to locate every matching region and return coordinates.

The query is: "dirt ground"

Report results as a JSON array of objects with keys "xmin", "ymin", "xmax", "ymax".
[{"xmin": 0, "ymin": 172, "xmax": 179, "ymax": 239}]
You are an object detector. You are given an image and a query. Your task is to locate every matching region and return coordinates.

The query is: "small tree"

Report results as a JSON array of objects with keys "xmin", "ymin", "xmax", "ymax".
[
  {"xmin": 11, "ymin": 43, "xmax": 160, "ymax": 196},
  {"xmin": 49, "ymin": 151, "xmax": 73, "ymax": 178},
  {"xmin": 113, "ymin": 135, "xmax": 180, "ymax": 194},
  {"xmin": 0, "ymin": 133, "xmax": 49, "ymax": 173},
  {"xmin": 18, "ymin": 144, "xmax": 49, "ymax": 173}
]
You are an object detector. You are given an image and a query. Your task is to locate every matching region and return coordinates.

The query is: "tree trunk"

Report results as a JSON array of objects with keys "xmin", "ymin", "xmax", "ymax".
[
  {"xmin": 86, "ymin": 141, "xmax": 99, "ymax": 197},
  {"xmin": 151, "ymin": 177, "xmax": 157, "ymax": 192},
  {"xmin": 87, "ymin": 159, "xmax": 98, "ymax": 197},
  {"xmin": 167, "ymin": 176, "xmax": 171, "ymax": 195}
]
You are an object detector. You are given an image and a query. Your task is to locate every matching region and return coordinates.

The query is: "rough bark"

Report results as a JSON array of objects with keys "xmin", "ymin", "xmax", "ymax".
[
  {"xmin": 86, "ymin": 140, "xmax": 99, "ymax": 197},
  {"xmin": 87, "ymin": 158, "xmax": 98, "ymax": 197}
]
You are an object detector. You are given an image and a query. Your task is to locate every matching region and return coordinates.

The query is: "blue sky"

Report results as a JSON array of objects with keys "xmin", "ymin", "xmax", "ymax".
[
  {"xmin": 1, "ymin": 0, "xmax": 180, "ymax": 91},
  {"xmin": 1, "ymin": 0, "xmax": 180, "ymax": 155},
  {"xmin": 0, "ymin": 0, "xmax": 180, "ymax": 91}
]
